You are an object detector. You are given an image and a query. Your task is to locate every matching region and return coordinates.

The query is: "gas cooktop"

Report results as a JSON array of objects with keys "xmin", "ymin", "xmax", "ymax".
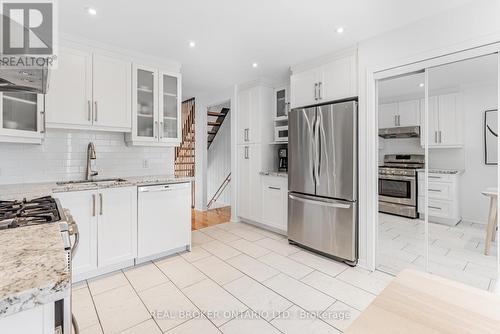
[{"xmin": 0, "ymin": 196, "xmax": 61, "ymax": 229}]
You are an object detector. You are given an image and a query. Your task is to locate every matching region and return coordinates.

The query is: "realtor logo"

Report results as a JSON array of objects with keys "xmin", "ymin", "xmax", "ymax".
[
  {"xmin": 2, "ymin": 1, "xmax": 53, "ymax": 54},
  {"xmin": 0, "ymin": 0, "xmax": 57, "ymax": 68}
]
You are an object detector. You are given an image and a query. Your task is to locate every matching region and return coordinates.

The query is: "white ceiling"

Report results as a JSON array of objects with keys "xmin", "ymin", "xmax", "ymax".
[
  {"xmin": 59, "ymin": 0, "xmax": 474, "ymax": 99},
  {"xmin": 378, "ymin": 54, "xmax": 498, "ymax": 101}
]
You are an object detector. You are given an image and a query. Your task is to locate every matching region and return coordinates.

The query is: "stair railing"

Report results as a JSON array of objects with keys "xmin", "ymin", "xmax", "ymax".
[
  {"xmin": 175, "ymin": 98, "xmax": 195, "ymax": 177},
  {"xmin": 207, "ymin": 173, "xmax": 231, "ymax": 209}
]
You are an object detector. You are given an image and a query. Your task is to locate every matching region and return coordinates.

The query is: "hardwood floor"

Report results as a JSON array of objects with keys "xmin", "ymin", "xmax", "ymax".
[{"xmin": 191, "ymin": 206, "xmax": 231, "ymax": 230}]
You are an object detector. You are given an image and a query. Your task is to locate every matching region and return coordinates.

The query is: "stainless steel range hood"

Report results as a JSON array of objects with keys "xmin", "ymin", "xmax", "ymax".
[
  {"xmin": 0, "ymin": 68, "xmax": 49, "ymax": 94},
  {"xmin": 379, "ymin": 126, "xmax": 420, "ymax": 139}
]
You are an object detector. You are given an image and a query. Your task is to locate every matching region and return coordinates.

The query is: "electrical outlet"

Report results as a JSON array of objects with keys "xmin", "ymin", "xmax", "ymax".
[{"xmin": 142, "ymin": 159, "xmax": 149, "ymax": 168}]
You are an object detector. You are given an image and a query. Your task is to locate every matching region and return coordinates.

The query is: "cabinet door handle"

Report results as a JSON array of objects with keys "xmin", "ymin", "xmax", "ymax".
[
  {"xmin": 397, "ymin": 115, "xmax": 400, "ymax": 126},
  {"xmin": 438, "ymin": 131, "xmax": 442, "ymax": 143},
  {"xmin": 94, "ymin": 101, "xmax": 98, "ymax": 122},
  {"xmin": 318, "ymin": 82, "xmax": 322, "ymax": 100},
  {"xmin": 268, "ymin": 186, "xmax": 281, "ymax": 190},
  {"xmin": 244, "ymin": 146, "xmax": 249, "ymax": 159},
  {"xmin": 428, "ymin": 189, "xmax": 442, "ymax": 192},
  {"xmin": 40, "ymin": 111, "xmax": 46, "ymax": 133},
  {"xmin": 92, "ymin": 194, "xmax": 96, "ymax": 217},
  {"xmin": 244, "ymin": 128, "xmax": 249, "ymax": 142},
  {"xmin": 99, "ymin": 193, "xmax": 103, "ymax": 215},
  {"xmin": 314, "ymin": 83, "xmax": 318, "ymax": 101},
  {"xmin": 160, "ymin": 121, "xmax": 163, "ymax": 139},
  {"xmin": 87, "ymin": 100, "xmax": 92, "ymax": 121},
  {"xmin": 154, "ymin": 121, "xmax": 158, "ymax": 139},
  {"xmin": 434, "ymin": 131, "xmax": 438, "ymax": 143},
  {"xmin": 428, "ymin": 176, "xmax": 441, "ymax": 179},
  {"xmin": 429, "ymin": 206, "xmax": 442, "ymax": 210}
]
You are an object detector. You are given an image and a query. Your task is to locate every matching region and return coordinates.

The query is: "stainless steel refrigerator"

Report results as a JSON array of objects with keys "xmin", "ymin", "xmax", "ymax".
[{"xmin": 288, "ymin": 100, "xmax": 358, "ymax": 265}]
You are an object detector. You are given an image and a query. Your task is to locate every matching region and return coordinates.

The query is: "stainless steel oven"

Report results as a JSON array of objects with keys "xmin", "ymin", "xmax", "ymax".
[
  {"xmin": 378, "ymin": 174, "xmax": 416, "ymax": 206},
  {"xmin": 378, "ymin": 154, "xmax": 423, "ymax": 219}
]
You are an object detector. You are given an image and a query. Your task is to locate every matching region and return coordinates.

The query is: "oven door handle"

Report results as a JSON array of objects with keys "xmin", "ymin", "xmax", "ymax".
[{"xmin": 378, "ymin": 174, "xmax": 415, "ymax": 181}]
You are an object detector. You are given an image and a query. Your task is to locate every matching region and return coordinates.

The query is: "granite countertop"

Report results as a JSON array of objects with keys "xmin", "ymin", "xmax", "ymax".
[
  {"xmin": 0, "ymin": 175, "xmax": 193, "ymax": 201},
  {"xmin": 0, "ymin": 175, "xmax": 193, "ymax": 318},
  {"xmin": 260, "ymin": 171, "xmax": 288, "ymax": 178},
  {"xmin": 0, "ymin": 223, "xmax": 70, "ymax": 319},
  {"xmin": 416, "ymin": 168, "xmax": 464, "ymax": 175}
]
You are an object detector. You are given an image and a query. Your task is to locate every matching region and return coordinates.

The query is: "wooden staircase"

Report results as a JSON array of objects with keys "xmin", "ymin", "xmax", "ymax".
[
  {"xmin": 175, "ymin": 98, "xmax": 195, "ymax": 177},
  {"xmin": 207, "ymin": 107, "xmax": 229, "ymax": 149}
]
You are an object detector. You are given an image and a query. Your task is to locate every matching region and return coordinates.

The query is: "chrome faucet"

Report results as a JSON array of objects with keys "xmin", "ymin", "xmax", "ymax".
[{"xmin": 85, "ymin": 142, "xmax": 98, "ymax": 180}]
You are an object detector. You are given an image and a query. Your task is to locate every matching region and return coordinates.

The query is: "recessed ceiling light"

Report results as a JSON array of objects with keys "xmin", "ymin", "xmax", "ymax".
[
  {"xmin": 252, "ymin": 62, "xmax": 259, "ymax": 68},
  {"xmin": 86, "ymin": 7, "xmax": 97, "ymax": 16},
  {"xmin": 336, "ymin": 27, "xmax": 344, "ymax": 34},
  {"xmin": 189, "ymin": 41, "xmax": 196, "ymax": 48},
  {"xmin": 419, "ymin": 83, "xmax": 425, "ymax": 87}
]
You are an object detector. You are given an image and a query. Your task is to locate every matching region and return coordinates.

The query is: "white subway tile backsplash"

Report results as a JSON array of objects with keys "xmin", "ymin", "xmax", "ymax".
[{"xmin": 0, "ymin": 129, "xmax": 174, "ymax": 184}]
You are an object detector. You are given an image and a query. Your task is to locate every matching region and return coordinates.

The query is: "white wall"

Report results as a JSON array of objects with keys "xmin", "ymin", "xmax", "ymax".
[
  {"xmin": 0, "ymin": 129, "xmax": 174, "ymax": 184},
  {"xmin": 357, "ymin": 0, "xmax": 500, "ymax": 268},
  {"xmin": 207, "ymin": 111, "xmax": 231, "ymax": 206}
]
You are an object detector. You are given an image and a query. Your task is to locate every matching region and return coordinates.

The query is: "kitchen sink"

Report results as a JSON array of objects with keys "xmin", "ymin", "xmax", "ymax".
[{"xmin": 56, "ymin": 178, "xmax": 128, "ymax": 186}]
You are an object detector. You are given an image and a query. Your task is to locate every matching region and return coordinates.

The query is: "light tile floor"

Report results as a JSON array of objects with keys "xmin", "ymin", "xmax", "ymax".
[
  {"xmin": 73, "ymin": 221, "xmax": 394, "ymax": 334},
  {"xmin": 378, "ymin": 213, "xmax": 499, "ymax": 291}
]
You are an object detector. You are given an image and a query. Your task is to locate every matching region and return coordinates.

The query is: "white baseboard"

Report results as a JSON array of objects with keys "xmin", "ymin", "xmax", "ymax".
[
  {"xmin": 461, "ymin": 218, "xmax": 488, "ymax": 226},
  {"xmin": 135, "ymin": 245, "xmax": 189, "ymax": 265}
]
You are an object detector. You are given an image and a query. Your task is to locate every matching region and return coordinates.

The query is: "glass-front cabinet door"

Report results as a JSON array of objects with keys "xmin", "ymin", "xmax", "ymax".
[
  {"xmin": 0, "ymin": 92, "xmax": 44, "ymax": 143},
  {"xmin": 159, "ymin": 71, "xmax": 181, "ymax": 143},
  {"xmin": 133, "ymin": 65, "xmax": 158, "ymax": 142},
  {"xmin": 274, "ymin": 87, "xmax": 288, "ymax": 120}
]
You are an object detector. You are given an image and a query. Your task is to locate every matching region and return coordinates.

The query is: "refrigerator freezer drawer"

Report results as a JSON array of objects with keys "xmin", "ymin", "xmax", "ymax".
[{"xmin": 288, "ymin": 193, "xmax": 357, "ymax": 262}]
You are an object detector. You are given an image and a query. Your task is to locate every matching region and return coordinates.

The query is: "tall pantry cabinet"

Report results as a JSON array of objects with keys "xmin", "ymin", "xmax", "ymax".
[{"xmin": 236, "ymin": 83, "xmax": 274, "ymax": 224}]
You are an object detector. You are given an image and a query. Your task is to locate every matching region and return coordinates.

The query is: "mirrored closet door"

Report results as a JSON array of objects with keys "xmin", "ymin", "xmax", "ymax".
[{"xmin": 377, "ymin": 51, "xmax": 499, "ymax": 291}]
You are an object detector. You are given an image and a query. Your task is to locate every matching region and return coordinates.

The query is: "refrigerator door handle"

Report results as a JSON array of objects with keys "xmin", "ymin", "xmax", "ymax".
[
  {"xmin": 289, "ymin": 194, "xmax": 352, "ymax": 209},
  {"xmin": 314, "ymin": 110, "xmax": 321, "ymax": 186}
]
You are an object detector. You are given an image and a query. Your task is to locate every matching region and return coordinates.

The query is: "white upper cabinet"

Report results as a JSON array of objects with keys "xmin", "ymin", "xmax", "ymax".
[
  {"xmin": 378, "ymin": 102, "xmax": 398, "ymax": 128},
  {"xmin": 290, "ymin": 69, "xmax": 319, "ymax": 109},
  {"xmin": 397, "ymin": 100, "xmax": 420, "ymax": 127},
  {"xmin": 437, "ymin": 94, "xmax": 462, "ymax": 147},
  {"xmin": 378, "ymin": 100, "xmax": 420, "ymax": 129},
  {"xmin": 126, "ymin": 64, "xmax": 181, "ymax": 146},
  {"xmin": 46, "ymin": 47, "xmax": 92, "ymax": 128},
  {"xmin": 290, "ymin": 51, "xmax": 357, "ymax": 108},
  {"xmin": 320, "ymin": 55, "xmax": 357, "ymax": 103},
  {"xmin": 422, "ymin": 93, "xmax": 463, "ymax": 148},
  {"xmin": 0, "ymin": 92, "xmax": 45, "ymax": 144},
  {"xmin": 46, "ymin": 47, "xmax": 132, "ymax": 132},
  {"xmin": 159, "ymin": 71, "xmax": 182, "ymax": 144},
  {"xmin": 237, "ymin": 87, "xmax": 251, "ymax": 144},
  {"xmin": 131, "ymin": 65, "xmax": 158, "ymax": 143},
  {"xmin": 236, "ymin": 84, "xmax": 273, "ymax": 145},
  {"xmin": 92, "ymin": 53, "xmax": 131, "ymax": 130}
]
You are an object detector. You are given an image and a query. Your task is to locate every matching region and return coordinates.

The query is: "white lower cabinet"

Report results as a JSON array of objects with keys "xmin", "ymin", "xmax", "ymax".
[
  {"xmin": 237, "ymin": 144, "xmax": 271, "ymax": 224},
  {"xmin": 137, "ymin": 182, "xmax": 191, "ymax": 261},
  {"xmin": 0, "ymin": 303, "xmax": 54, "ymax": 334},
  {"xmin": 54, "ymin": 189, "xmax": 98, "ymax": 277},
  {"xmin": 417, "ymin": 172, "xmax": 461, "ymax": 226},
  {"xmin": 54, "ymin": 186, "xmax": 137, "ymax": 281},
  {"xmin": 261, "ymin": 176, "xmax": 288, "ymax": 232},
  {"xmin": 97, "ymin": 187, "xmax": 137, "ymax": 268}
]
